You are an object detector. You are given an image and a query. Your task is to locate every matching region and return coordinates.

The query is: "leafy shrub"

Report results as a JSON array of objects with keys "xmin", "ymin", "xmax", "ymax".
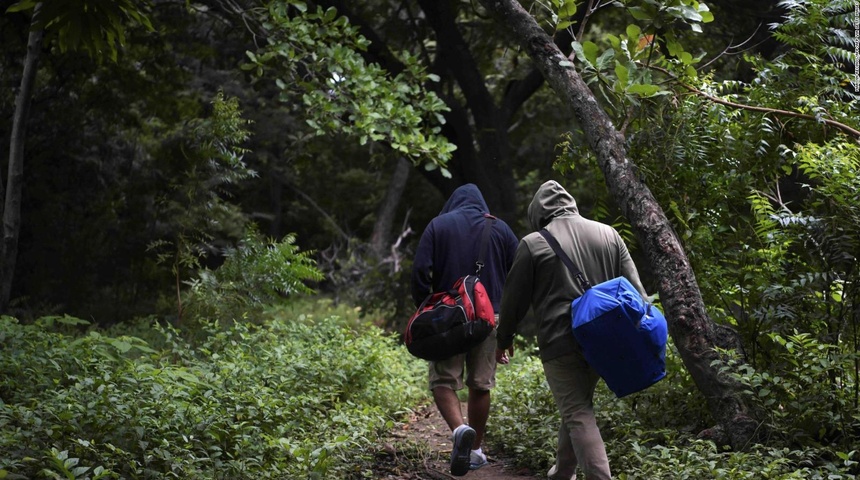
[
  {"xmin": 609, "ymin": 440, "xmax": 859, "ymax": 479},
  {"xmin": 183, "ymin": 228, "xmax": 324, "ymax": 321},
  {"xmin": 0, "ymin": 302, "xmax": 427, "ymax": 479},
  {"xmin": 715, "ymin": 332, "xmax": 860, "ymax": 447},
  {"xmin": 490, "ymin": 338, "xmax": 859, "ymax": 479},
  {"xmin": 489, "ymin": 346, "xmax": 558, "ymax": 469}
]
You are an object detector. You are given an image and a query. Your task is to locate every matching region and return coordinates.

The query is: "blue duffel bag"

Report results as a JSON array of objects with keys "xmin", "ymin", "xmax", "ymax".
[
  {"xmin": 571, "ymin": 277, "xmax": 668, "ymax": 397},
  {"xmin": 539, "ymin": 230, "xmax": 669, "ymax": 398}
]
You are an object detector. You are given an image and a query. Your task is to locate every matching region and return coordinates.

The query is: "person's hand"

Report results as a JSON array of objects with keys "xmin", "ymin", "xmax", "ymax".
[{"xmin": 495, "ymin": 346, "xmax": 514, "ymax": 365}]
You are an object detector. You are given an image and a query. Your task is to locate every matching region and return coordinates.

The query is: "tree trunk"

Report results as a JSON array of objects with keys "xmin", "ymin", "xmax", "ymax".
[
  {"xmin": 1, "ymin": 18, "xmax": 43, "ymax": 312},
  {"xmin": 369, "ymin": 157, "xmax": 411, "ymax": 257},
  {"xmin": 412, "ymin": 0, "xmax": 516, "ymax": 221},
  {"xmin": 315, "ymin": 0, "xmax": 567, "ymax": 224},
  {"xmin": 477, "ymin": 0, "xmax": 758, "ymax": 450}
]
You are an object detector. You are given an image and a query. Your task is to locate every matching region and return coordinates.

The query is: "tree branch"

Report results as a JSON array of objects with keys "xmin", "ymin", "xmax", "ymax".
[
  {"xmin": 417, "ymin": 0, "xmax": 498, "ymax": 121},
  {"xmin": 278, "ymin": 176, "xmax": 351, "ymax": 243},
  {"xmin": 648, "ymin": 64, "xmax": 860, "ymax": 140}
]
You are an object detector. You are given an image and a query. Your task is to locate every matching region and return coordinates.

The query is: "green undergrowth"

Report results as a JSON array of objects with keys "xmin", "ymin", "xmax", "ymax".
[
  {"xmin": 0, "ymin": 299, "xmax": 428, "ymax": 479},
  {"xmin": 4, "ymin": 297, "xmax": 858, "ymax": 479},
  {"xmin": 490, "ymin": 340, "xmax": 859, "ymax": 479}
]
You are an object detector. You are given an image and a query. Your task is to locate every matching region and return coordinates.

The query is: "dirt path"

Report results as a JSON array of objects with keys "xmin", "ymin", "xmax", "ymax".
[{"xmin": 372, "ymin": 402, "xmax": 544, "ymax": 480}]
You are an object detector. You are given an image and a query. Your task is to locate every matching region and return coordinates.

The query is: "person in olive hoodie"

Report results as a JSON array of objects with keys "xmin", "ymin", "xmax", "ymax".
[
  {"xmin": 495, "ymin": 180, "xmax": 647, "ymax": 480},
  {"xmin": 412, "ymin": 183, "xmax": 518, "ymax": 476}
]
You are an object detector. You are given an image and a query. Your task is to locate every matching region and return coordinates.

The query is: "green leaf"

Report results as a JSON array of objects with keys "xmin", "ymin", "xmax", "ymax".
[
  {"xmin": 323, "ymin": 7, "xmax": 337, "ymax": 22},
  {"xmin": 679, "ymin": 5, "xmax": 703, "ymax": 22},
  {"xmin": 607, "ymin": 34, "xmax": 620, "ymax": 50},
  {"xmin": 71, "ymin": 467, "xmax": 91, "ymax": 477},
  {"xmin": 626, "ymin": 83, "xmax": 662, "ymax": 96},
  {"xmin": 578, "ymin": 41, "xmax": 599, "ymax": 66},
  {"xmin": 4, "ymin": 0, "xmax": 38, "ymax": 13},
  {"xmin": 679, "ymin": 51, "xmax": 694, "ymax": 65},
  {"xmin": 626, "ymin": 24, "xmax": 641, "ymax": 41},
  {"xmin": 570, "ymin": 42, "xmax": 586, "ymax": 65},
  {"xmin": 627, "ymin": 6, "xmax": 652, "ymax": 21},
  {"xmin": 556, "ymin": 19, "xmax": 575, "ymax": 31},
  {"xmin": 110, "ymin": 339, "xmax": 133, "ymax": 353},
  {"xmin": 666, "ymin": 37, "xmax": 683, "ymax": 57},
  {"xmin": 615, "ymin": 61, "xmax": 629, "ymax": 86},
  {"xmin": 595, "ymin": 48, "xmax": 615, "ymax": 71},
  {"xmin": 560, "ymin": 0, "xmax": 577, "ymax": 18}
]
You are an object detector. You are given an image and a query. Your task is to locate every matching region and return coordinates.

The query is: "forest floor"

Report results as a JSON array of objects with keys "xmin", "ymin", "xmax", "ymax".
[{"xmin": 371, "ymin": 402, "xmax": 545, "ymax": 480}]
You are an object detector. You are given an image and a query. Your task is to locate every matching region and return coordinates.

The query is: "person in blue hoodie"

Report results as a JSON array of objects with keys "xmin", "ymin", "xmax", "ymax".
[{"xmin": 412, "ymin": 183, "xmax": 519, "ymax": 476}]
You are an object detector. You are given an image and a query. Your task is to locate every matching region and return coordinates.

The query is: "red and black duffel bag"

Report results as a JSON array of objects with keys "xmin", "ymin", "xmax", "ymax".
[
  {"xmin": 404, "ymin": 274, "xmax": 495, "ymax": 361},
  {"xmin": 405, "ymin": 216, "xmax": 496, "ymax": 361}
]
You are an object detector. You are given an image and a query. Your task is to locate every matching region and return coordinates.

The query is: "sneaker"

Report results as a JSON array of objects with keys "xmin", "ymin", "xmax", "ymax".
[
  {"xmin": 547, "ymin": 464, "xmax": 576, "ymax": 480},
  {"xmin": 469, "ymin": 450, "xmax": 488, "ymax": 470},
  {"xmin": 450, "ymin": 424, "xmax": 476, "ymax": 476}
]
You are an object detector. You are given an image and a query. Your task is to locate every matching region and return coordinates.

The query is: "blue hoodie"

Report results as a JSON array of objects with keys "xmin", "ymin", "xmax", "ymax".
[{"xmin": 411, "ymin": 184, "xmax": 519, "ymax": 310}]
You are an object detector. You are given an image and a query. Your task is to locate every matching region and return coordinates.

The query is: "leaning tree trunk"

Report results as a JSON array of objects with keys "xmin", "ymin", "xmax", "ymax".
[
  {"xmin": 1, "ymin": 18, "xmax": 43, "ymax": 312},
  {"xmin": 477, "ymin": 0, "xmax": 758, "ymax": 450}
]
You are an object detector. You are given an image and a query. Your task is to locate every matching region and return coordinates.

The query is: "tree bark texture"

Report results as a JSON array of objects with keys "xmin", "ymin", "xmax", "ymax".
[
  {"xmin": 1, "ymin": 19, "xmax": 43, "ymax": 312},
  {"xmin": 370, "ymin": 157, "xmax": 411, "ymax": 257},
  {"xmin": 476, "ymin": 0, "xmax": 758, "ymax": 450}
]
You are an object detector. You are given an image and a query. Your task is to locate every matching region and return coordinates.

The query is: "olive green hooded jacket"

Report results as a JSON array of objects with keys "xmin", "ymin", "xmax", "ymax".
[{"xmin": 497, "ymin": 180, "xmax": 647, "ymax": 362}]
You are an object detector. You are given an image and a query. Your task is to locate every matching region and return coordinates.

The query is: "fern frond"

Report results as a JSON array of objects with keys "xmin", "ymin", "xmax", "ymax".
[
  {"xmin": 748, "ymin": 191, "xmax": 781, "ymax": 240},
  {"xmin": 827, "ymin": 28, "xmax": 853, "ymax": 47},
  {"xmin": 823, "ymin": 46, "xmax": 856, "ymax": 66},
  {"xmin": 822, "ymin": 0, "xmax": 855, "ymax": 14}
]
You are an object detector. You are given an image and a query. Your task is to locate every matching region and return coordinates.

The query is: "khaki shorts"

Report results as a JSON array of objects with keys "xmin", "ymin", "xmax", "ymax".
[{"xmin": 429, "ymin": 327, "xmax": 497, "ymax": 391}]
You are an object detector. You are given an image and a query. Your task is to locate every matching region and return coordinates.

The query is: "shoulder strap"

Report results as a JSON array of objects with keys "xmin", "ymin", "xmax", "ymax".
[
  {"xmin": 538, "ymin": 229, "xmax": 592, "ymax": 290},
  {"xmin": 475, "ymin": 214, "xmax": 496, "ymax": 275}
]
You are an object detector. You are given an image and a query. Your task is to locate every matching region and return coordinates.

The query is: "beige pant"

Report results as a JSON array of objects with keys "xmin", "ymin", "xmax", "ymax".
[
  {"xmin": 542, "ymin": 352, "xmax": 611, "ymax": 480},
  {"xmin": 428, "ymin": 328, "xmax": 497, "ymax": 391}
]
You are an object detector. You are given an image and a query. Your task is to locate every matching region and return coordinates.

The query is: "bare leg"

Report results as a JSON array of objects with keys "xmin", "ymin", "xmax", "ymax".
[
  {"xmin": 467, "ymin": 387, "xmax": 490, "ymax": 449},
  {"xmin": 433, "ymin": 386, "xmax": 465, "ymax": 431}
]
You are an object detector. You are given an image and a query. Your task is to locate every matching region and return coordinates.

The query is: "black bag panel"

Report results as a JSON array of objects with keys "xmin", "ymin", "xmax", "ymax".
[
  {"xmin": 407, "ymin": 322, "xmax": 469, "ymax": 361},
  {"xmin": 407, "ymin": 317, "xmax": 495, "ymax": 361},
  {"xmin": 408, "ymin": 305, "xmax": 467, "ymax": 338}
]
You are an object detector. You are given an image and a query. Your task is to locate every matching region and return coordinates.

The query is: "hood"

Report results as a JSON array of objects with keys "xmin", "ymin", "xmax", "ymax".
[
  {"xmin": 440, "ymin": 183, "xmax": 489, "ymax": 215},
  {"xmin": 527, "ymin": 180, "xmax": 579, "ymax": 231}
]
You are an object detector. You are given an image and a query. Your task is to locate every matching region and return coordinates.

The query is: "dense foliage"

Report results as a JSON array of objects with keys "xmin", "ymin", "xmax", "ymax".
[
  {"xmin": 491, "ymin": 340, "xmax": 859, "ymax": 479},
  {"xmin": 2, "ymin": 0, "xmax": 860, "ymax": 477},
  {"xmin": 0, "ymin": 300, "xmax": 427, "ymax": 479},
  {"xmin": 551, "ymin": 0, "xmax": 860, "ymax": 465},
  {"xmin": 245, "ymin": 1, "xmax": 456, "ymax": 170}
]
